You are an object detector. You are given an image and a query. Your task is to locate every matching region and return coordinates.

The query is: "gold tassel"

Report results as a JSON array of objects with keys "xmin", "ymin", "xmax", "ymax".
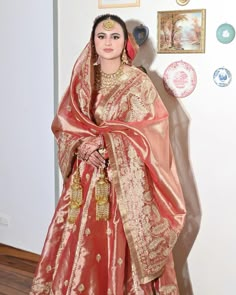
[
  {"xmin": 68, "ymin": 164, "xmax": 83, "ymax": 224},
  {"xmin": 95, "ymin": 168, "xmax": 110, "ymax": 221}
]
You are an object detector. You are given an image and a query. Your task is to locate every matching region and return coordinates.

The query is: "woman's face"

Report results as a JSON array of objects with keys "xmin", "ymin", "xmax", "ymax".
[{"xmin": 94, "ymin": 20, "xmax": 125, "ymax": 63}]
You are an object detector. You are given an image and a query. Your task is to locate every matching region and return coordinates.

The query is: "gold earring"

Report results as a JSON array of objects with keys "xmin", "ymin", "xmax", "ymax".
[
  {"xmin": 121, "ymin": 49, "xmax": 129, "ymax": 65},
  {"xmin": 94, "ymin": 56, "xmax": 100, "ymax": 66}
]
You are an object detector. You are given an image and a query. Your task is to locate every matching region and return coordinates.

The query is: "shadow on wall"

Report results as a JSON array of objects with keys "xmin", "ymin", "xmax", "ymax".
[{"xmin": 127, "ymin": 19, "xmax": 202, "ymax": 295}]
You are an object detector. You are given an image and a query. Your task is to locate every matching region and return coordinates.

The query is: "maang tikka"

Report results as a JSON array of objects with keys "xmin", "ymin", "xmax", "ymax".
[{"xmin": 103, "ymin": 17, "xmax": 115, "ymax": 31}]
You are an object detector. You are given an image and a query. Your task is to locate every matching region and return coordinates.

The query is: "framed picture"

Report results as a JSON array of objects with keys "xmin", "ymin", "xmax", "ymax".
[
  {"xmin": 98, "ymin": 0, "xmax": 140, "ymax": 8},
  {"xmin": 157, "ymin": 9, "xmax": 206, "ymax": 53}
]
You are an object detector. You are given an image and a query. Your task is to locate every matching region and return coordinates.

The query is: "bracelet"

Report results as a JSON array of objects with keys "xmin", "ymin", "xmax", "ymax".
[{"xmin": 99, "ymin": 134, "xmax": 104, "ymax": 149}]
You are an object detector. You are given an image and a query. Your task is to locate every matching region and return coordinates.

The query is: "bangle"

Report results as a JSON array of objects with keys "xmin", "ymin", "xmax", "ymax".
[{"xmin": 99, "ymin": 134, "xmax": 104, "ymax": 148}]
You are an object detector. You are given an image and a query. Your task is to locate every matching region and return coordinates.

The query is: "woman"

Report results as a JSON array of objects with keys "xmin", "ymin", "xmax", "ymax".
[{"xmin": 30, "ymin": 14, "xmax": 186, "ymax": 295}]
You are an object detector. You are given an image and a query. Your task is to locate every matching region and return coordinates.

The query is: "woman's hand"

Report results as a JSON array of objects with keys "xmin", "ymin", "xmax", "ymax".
[
  {"xmin": 76, "ymin": 135, "xmax": 105, "ymax": 167},
  {"xmin": 86, "ymin": 150, "xmax": 106, "ymax": 168},
  {"xmin": 76, "ymin": 135, "xmax": 103, "ymax": 160}
]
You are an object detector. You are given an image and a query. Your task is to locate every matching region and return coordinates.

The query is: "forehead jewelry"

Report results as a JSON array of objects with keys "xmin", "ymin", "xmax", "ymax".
[{"xmin": 102, "ymin": 17, "xmax": 115, "ymax": 31}]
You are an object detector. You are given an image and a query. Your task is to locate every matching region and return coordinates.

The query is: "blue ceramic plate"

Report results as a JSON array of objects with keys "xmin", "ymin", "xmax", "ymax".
[
  {"xmin": 213, "ymin": 67, "xmax": 232, "ymax": 87},
  {"xmin": 133, "ymin": 25, "xmax": 149, "ymax": 46},
  {"xmin": 216, "ymin": 23, "xmax": 235, "ymax": 44}
]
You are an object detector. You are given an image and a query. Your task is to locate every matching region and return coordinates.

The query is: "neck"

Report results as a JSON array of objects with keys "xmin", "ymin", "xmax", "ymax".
[{"xmin": 100, "ymin": 59, "xmax": 121, "ymax": 74}]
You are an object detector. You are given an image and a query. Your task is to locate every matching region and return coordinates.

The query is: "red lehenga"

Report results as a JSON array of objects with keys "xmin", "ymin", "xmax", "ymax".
[{"xmin": 30, "ymin": 42, "xmax": 186, "ymax": 295}]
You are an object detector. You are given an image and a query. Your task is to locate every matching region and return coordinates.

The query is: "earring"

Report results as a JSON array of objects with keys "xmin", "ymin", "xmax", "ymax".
[
  {"xmin": 93, "ymin": 56, "xmax": 100, "ymax": 66},
  {"xmin": 121, "ymin": 49, "xmax": 129, "ymax": 65}
]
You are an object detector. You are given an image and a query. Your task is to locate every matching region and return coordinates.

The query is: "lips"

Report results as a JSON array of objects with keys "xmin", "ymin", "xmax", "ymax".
[{"xmin": 103, "ymin": 48, "xmax": 113, "ymax": 53}]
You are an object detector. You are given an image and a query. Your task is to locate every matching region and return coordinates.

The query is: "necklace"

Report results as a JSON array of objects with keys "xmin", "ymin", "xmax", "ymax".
[{"xmin": 95, "ymin": 65, "xmax": 124, "ymax": 90}]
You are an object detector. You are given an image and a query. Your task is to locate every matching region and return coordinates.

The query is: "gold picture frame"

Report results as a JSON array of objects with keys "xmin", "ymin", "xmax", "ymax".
[
  {"xmin": 157, "ymin": 9, "xmax": 206, "ymax": 53},
  {"xmin": 98, "ymin": 0, "xmax": 140, "ymax": 8}
]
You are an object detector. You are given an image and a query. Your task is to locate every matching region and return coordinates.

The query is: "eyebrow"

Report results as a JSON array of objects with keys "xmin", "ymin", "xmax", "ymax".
[{"xmin": 96, "ymin": 32, "xmax": 121, "ymax": 36}]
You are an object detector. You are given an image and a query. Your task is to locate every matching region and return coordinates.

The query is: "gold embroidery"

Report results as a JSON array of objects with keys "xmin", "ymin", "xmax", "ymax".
[
  {"xmin": 78, "ymin": 284, "xmax": 85, "ymax": 292},
  {"xmin": 30, "ymin": 278, "xmax": 52, "ymax": 294},
  {"xmin": 64, "ymin": 280, "xmax": 68, "ymax": 287},
  {"xmin": 85, "ymin": 228, "xmax": 91, "ymax": 236},
  {"xmin": 97, "ymin": 69, "xmax": 156, "ymax": 123},
  {"xmin": 96, "ymin": 254, "xmax": 101, "ymax": 262},
  {"xmin": 106, "ymin": 228, "xmax": 112, "ymax": 235},
  {"xmin": 58, "ymin": 132, "xmax": 79, "ymax": 179},
  {"xmin": 159, "ymin": 285, "xmax": 177, "ymax": 294},
  {"xmin": 86, "ymin": 173, "xmax": 90, "ymax": 181},
  {"xmin": 56, "ymin": 209, "xmax": 67, "ymax": 224},
  {"xmin": 117, "ymin": 257, "xmax": 123, "ymax": 265},
  {"xmin": 110, "ymin": 134, "xmax": 177, "ymax": 277},
  {"xmin": 66, "ymin": 105, "xmax": 71, "ymax": 112},
  {"xmin": 46, "ymin": 265, "xmax": 52, "ymax": 273}
]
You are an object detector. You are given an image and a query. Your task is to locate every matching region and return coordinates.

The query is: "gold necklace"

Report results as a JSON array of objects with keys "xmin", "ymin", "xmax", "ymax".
[{"xmin": 95, "ymin": 65, "xmax": 124, "ymax": 90}]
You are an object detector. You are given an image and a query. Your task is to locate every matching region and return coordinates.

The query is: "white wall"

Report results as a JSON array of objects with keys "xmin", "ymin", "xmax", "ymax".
[
  {"xmin": 0, "ymin": 1, "xmax": 55, "ymax": 254},
  {"xmin": 58, "ymin": 1, "xmax": 236, "ymax": 294}
]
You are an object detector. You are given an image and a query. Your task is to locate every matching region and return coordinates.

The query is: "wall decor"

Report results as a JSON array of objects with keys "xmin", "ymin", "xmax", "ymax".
[
  {"xmin": 213, "ymin": 67, "xmax": 232, "ymax": 87},
  {"xmin": 163, "ymin": 60, "xmax": 197, "ymax": 98},
  {"xmin": 98, "ymin": 0, "xmax": 140, "ymax": 8},
  {"xmin": 133, "ymin": 24, "xmax": 149, "ymax": 46},
  {"xmin": 157, "ymin": 9, "xmax": 206, "ymax": 53},
  {"xmin": 176, "ymin": 0, "xmax": 190, "ymax": 6},
  {"xmin": 216, "ymin": 23, "xmax": 235, "ymax": 44}
]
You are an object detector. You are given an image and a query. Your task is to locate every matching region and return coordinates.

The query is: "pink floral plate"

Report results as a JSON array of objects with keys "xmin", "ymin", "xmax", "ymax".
[{"xmin": 163, "ymin": 60, "xmax": 197, "ymax": 98}]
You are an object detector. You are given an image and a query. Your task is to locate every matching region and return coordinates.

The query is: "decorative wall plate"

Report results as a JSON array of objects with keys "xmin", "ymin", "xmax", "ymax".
[
  {"xmin": 216, "ymin": 23, "xmax": 235, "ymax": 44},
  {"xmin": 163, "ymin": 60, "xmax": 197, "ymax": 98},
  {"xmin": 133, "ymin": 24, "xmax": 149, "ymax": 46},
  {"xmin": 176, "ymin": 0, "xmax": 190, "ymax": 5},
  {"xmin": 213, "ymin": 67, "xmax": 232, "ymax": 87}
]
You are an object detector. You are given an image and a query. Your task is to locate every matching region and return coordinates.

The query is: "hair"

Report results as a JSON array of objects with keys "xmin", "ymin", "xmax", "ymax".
[{"xmin": 91, "ymin": 14, "xmax": 129, "ymax": 44}]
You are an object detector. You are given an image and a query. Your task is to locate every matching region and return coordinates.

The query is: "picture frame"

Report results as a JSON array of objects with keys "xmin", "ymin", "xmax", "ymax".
[
  {"xmin": 98, "ymin": 0, "xmax": 140, "ymax": 9},
  {"xmin": 157, "ymin": 9, "xmax": 206, "ymax": 53}
]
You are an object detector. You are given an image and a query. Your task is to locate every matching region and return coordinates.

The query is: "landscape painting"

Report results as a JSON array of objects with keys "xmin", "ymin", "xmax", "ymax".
[{"xmin": 157, "ymin": 9, "xmax": 206, "ymax": 53}]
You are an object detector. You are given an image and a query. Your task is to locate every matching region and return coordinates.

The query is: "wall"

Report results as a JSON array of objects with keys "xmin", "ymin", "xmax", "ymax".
[
  {"xmin": 0, "ymin": 0, "xmax": 55, "ymax": 254},
  {"xmin": 58, "ymin": 1, "xmax": 236, "ymax": 294}
]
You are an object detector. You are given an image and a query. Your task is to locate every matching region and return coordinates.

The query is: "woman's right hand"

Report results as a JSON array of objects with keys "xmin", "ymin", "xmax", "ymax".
[{"xmin": 86, "ymin": 150, "xmax": 106, "ymax": 168}]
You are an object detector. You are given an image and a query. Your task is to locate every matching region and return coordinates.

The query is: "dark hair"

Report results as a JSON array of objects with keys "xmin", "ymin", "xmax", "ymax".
[{"xmin": 91, "ymin": 14, "xmax": 128, "ymax": 43}]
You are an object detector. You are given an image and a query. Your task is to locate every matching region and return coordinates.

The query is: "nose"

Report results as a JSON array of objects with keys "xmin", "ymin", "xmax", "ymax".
[{"xmin": 105, "ymin": 37, "xmax": 112, "ymax": 46}]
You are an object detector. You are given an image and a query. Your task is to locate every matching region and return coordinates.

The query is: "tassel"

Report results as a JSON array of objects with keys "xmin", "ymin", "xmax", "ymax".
[
  {"xmin": 68, "ymin": 163, "xmax": 83, "ymax": 224},
  {"xmin": 95, "ymin": 168, "xmax": 110, "ymax": 221}
]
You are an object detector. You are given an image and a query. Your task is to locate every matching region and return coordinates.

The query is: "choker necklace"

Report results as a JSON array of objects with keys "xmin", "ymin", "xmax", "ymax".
[{"xmin": 95, "ymin": 65, "xmax": 124, "ymax": 90}]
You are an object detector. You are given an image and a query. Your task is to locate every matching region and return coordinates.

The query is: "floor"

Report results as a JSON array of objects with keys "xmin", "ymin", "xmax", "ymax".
[{"xmin": 0, "ymin": 244, "xmax": 38, "ymax": 295}]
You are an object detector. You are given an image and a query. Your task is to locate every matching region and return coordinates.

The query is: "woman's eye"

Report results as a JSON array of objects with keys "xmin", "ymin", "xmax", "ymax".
[
  {"xmin": 113, "ymin": 35, "xmax": 120, "ymax": 40},
  {"xmin": 97, "ymin": 35, "xmax": 105, "ymax": 39}
]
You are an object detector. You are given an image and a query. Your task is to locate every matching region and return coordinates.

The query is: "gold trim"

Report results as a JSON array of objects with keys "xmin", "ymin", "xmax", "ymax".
[
  {"xmin": 176, "ymin": 0, "xmax": 190, "ymax": 6},
  {"xmin": 98, "ymin": 0, "xmax": 140, "ymax": 9}
]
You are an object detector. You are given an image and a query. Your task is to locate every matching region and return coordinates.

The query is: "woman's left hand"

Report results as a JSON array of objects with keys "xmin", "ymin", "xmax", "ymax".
[{"xmin": 76, "ymin": 135, "xmax": 104, "ymax": 161}]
